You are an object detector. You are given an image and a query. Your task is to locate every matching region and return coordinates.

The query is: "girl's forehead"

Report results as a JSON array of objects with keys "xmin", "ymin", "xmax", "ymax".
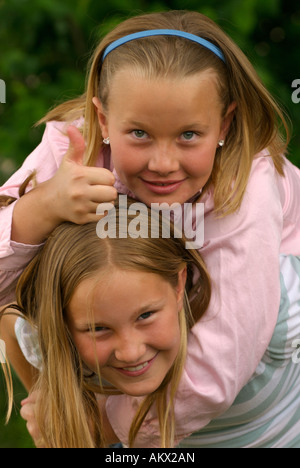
[
  {"xmin": 106, "ymin": 67, "xmax": 223, "ymax": 119},
  {"xmin": 109, "ymin": 66, "xmax": 219, "ymax": 91},
  {"xmin": 70, "ymin": 268, "xmax": 165, "ymax": 302}
]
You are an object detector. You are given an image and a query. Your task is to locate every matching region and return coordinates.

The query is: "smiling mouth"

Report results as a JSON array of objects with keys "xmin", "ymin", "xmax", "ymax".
[
  {"xmin": 122, "ymin": 361, "xmax": 149, "ymax": 372},
  {"xmin": 143, "ymin": 180, "xmax": 184, "ymax": 186},
  {"xmin": 113, "ymin": 354, "xmax": 158, "ymax": 376},
  {"xmin": 140, "ymin": 179, "xmax": 186, "ymax": 194}
]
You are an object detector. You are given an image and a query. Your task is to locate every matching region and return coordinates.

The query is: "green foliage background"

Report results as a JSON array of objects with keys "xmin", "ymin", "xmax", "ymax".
[{"xmin": 0, "ymin": 0, "xmax": 299, "ymax": 448}]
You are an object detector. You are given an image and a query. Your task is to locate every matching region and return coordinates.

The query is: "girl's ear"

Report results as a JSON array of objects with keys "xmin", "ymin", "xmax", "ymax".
[
  {"xmin": 92, "ymin": 97, "xmax": 109, "ymax": 139},
  {"xmin": 176, "ymin": 267, "xmax": 187, "ymax": 308},
  {"xmin": 219, "ymin": 101, "xmax": 237, "ymax": 141}
]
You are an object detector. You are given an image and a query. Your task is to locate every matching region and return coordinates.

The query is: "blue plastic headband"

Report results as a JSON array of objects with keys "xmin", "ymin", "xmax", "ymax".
[{"xmin": 102, "ymin": 29, "xmax": 226, "ymax": 63}]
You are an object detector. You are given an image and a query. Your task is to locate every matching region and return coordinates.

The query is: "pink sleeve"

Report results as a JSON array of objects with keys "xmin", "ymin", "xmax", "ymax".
[
  {"xmin": 106, "ymin": 157, "xmax": 285, "ymax": 447},
  {"xmin": 0, "ymin": 121, "xmax": 69, "ymax": 305}
]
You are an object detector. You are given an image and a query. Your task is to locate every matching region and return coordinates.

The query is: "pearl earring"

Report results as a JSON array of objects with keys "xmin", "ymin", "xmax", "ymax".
[
  {"xmin": 218, "ymin": 139, "xmax": 225, "ymax": 147},
  {"xmin": 103, "ymin": 137, "xmax": 110, "ymax": 145}
]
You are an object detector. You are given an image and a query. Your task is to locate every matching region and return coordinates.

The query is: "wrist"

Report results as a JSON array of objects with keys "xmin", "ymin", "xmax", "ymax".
[
  {"xmin": 38, "ymin": 178, "xmax": 65, "ymax": 225},
  {"xmin": 11, "ymin": 181, "xmax": 62, "ymax": 244}
]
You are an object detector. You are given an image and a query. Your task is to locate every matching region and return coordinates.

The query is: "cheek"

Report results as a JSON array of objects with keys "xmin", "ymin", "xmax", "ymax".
[
  {"xmin": 72, "ymin": 334, "xmax": 111, "ymax": 369},
  {"xmin": 154, "ymin": 313, "xmax": 181, "ymax": 352},
  {"xmin": 188, "ymin": 145, "xmax": 216, "ymax": 175},
  {"xmin": 112, "ymin": 147, "xmax": 144, "ymax": 177}
]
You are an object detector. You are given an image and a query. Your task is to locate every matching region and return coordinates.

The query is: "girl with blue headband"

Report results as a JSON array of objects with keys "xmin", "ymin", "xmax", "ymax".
[{"xmin": 0, "ymin": 10, "xmax": 300, "ymax": 447}]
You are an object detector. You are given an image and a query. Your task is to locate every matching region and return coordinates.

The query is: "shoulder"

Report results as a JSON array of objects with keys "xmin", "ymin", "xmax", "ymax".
[
  {"xmin": 202, "ymin": 152, "xmax": 280, "ymax": 214},
  {"xmin": 0, "ymin": 307, "xmax": 19, "ymax": 339},
  {"xmin": 251, "ymin": 149, "xmax": 300, "ymax": 185},
  {"xmin": 201, "ymin": 153, "xmax": 283, "ymax": 249},
  {"xmin": 251, "ymin": 152, "xmax": 300, "ymax": 216},
  {"xmin": 244, "ymin": 152, "xmax": 283, "ymax": 209},
  {"xmin": 250, "ymin": 150, "xmax": 278, "ymax": 180}
]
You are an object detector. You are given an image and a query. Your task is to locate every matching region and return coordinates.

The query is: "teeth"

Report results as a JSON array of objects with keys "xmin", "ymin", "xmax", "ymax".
[{"xmin": 123, "ymin": 361, "xmax": 149, "ymax": 372}]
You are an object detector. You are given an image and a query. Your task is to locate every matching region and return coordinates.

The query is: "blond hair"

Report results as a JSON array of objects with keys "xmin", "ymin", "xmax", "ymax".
[
  {"xmin": 38, "ymin": 10, "xmax": 289, "ymax": 216},
  {"xmin": 1, "ymin": 198, "xmax": 211, "ymax": 448}
]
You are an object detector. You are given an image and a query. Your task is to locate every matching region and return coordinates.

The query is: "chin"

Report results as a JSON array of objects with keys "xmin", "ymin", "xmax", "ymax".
[{"xmin": 119, "ymin": 381, "xmax": 162, "ymax": 397}]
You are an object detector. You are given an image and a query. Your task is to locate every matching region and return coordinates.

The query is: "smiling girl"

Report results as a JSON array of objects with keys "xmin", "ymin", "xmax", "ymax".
[
  {"xmin": 92, "ymin": 67, "xmax": 232, "ymax": 206},
  {"xmin": 0, "ymin": 199, "xmax": 211, "ymax": 448},
  {"xmin": 68, "ymin": 268, "xmax": 185, "ymax": 398}
]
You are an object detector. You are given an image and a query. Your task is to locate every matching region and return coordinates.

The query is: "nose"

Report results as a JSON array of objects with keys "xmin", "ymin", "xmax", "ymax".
[
  {"xmin": 114, "ymin": 333, "xmax": 147, "ymax": 365},
  {"xmin": 147, "ymin": 143, "xmax": 180, "ymax": 175}
]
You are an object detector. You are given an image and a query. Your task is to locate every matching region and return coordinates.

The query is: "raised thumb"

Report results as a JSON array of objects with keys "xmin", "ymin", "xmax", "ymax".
[{"xmin": 65, "ymin": 125, "xmax": 86, "ymax": 165}]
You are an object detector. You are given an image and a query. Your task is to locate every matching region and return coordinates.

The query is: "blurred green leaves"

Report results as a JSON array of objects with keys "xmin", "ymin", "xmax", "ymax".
[
  {"xmin": 0, "ymin": 371, "xmax": 35, "ymax": 448},
  {"xmin": 0, "ymin": 0, "xmax": 299, "ymax": 185}
]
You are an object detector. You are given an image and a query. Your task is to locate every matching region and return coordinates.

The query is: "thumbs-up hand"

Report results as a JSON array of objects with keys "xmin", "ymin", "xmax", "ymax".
[{"xmin": 47, "ymin": 126, "xmax": 117, "ymax": 224}]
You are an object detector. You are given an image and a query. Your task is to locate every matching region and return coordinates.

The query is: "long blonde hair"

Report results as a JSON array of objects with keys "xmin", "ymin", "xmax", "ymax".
[
  {"xmin": 38, "ymin": 9, "xmax": 289, "ymax": 216},
  {"xmin": 1, "ymin": 198, "xmax": 211, "ymax": 448}
]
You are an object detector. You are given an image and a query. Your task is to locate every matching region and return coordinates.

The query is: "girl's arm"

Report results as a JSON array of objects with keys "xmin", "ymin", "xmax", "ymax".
[
  {"xmin": 0, "ymin": 122, "xmax": 65, "ymax": 305},
  {"xmin": 0, "ymin": 311, "xmax": 38, "ymax": 392},
  {"xmin": 0, "ymin": 122, "xmax": 116, "ymax": 305},
  {"xmin": 11, "ymin": 126, "xmax": 116, "ymax": 246},
  {"xmin": 20, "ymin": 393, "xmax": 121, "ymax": 448}
]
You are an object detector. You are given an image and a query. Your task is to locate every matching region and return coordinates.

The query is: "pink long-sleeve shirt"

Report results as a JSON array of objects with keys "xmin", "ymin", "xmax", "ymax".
[{"xmin": 1, "ymin": 121, "xmax": 300, "ymax": 446}]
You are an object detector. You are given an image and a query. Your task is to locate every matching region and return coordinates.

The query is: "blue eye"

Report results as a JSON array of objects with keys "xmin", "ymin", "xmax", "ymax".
[
  {"xmin": 181, "ymin": 131, "xmax": 196, "ymax": 141},
  {"xmin": 138, "ymin": 311, "xmax": 153, "ymax": 321},
  {"xmin": 88, "ymin": 325, "xmax": 108, "ymax": 333},
  {"xmin": 132, "ymin": 130, "xmax": 147, "ymax": 139}
]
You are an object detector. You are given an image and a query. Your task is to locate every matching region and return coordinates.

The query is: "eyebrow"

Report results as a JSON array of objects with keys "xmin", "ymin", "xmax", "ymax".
[
  {"xmin": 135, "ymin": 299, "xmax": 165, "ymax": 315},
  {"xmin": 122, "ymin": 119, "xmax": 210, "ymax": 131},
  {"xmin": 121, "ymin": 119, "xmax": 151, "ymax": 130},
  {"xmin": 122, "ymin": 119, "xmax": 144, "ymax": 126}
]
